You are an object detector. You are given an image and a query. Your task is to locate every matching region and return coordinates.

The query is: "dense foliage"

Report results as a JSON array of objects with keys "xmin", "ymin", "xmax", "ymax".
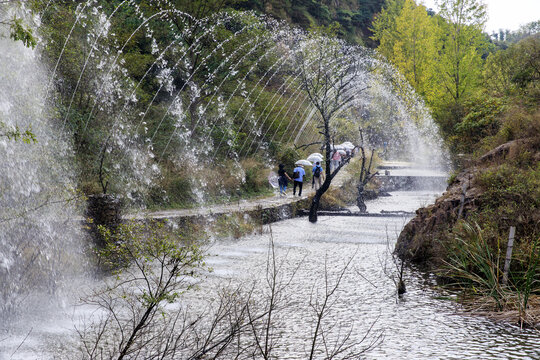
[
  {"xmin": 232, "ymin": 0, "xmax": 384, "ymax": 45},
  {"xmin": 30, "ymin": 1, "xmax": 322, "ymax": 205},
  {"xmin": 374, "ymin": 0, "xmax": 539, "ymax": 317}
]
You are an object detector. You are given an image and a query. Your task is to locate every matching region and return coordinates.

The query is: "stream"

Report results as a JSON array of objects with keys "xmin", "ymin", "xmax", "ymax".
[
  {"xmin": 2, "ymin": 191, "xmax": 539, "ymax": 359},
  {"xmin": 190, "ymin": 190, "xmax": 540, "ymax": 359}
]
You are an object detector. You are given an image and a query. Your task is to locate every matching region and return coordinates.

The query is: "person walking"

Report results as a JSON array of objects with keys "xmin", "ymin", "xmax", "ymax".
[
  {"xmin": 331, "ymin": 150, "xmax": 341, "ymax": 172},
  {"xmin": 292, "ymin": 164, "xmax": 305, "ymax": 196},
  {"xmin": 312, "ymin": 161, "xmax": 324, "ymax": 191},
  {"xmin": 277, "ymin": 163, "xmax": 292, "ymax": 196}
]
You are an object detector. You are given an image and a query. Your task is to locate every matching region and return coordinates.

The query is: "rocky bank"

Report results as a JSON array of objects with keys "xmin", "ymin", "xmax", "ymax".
[{"xmin": 395, "ymin": 138, "xmax": 540, "ymax": 269}]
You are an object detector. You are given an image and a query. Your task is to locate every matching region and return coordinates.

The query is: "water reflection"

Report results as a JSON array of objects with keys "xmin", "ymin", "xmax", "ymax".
[{"xmin": 195, "ymin": 194, "xmax": 540, "ymax": 359}]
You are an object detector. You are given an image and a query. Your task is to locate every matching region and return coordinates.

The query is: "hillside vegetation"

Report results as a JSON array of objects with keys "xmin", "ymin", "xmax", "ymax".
[
  {"xmin": 377, "ymin": 0, "xmax": 539, "ymax": 325},
  {"xmin": 232, "ymin": 0, "xmax": 383, "ymax": 45}
]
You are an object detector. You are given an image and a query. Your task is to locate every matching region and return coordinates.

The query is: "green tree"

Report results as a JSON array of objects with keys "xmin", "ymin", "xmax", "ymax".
[
  {"xmin": 391, "ymin": 0, "xmax": 440, "ymax": 101},
  {"xmin": 436, "ymin": 0, "xmax": 487, "ymax": 104},
  {"xmin": 370, "ymin": 0, "xmax": 405, "ymax": 58}
]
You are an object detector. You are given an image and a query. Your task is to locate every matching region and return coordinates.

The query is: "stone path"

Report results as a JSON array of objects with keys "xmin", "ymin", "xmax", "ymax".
[{"xmin": 130, "ymin": 164, "xmax": 352, "ymax": 220}]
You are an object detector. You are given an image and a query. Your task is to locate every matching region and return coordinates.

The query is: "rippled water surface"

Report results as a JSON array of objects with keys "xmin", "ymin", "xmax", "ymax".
[
  {"xmin": 2, "ymin": 192, "xmax": 539, "ymax": 359},
  {"xmin": 193, "ymin": 193, "xmax": 540, "ymax": 359}
]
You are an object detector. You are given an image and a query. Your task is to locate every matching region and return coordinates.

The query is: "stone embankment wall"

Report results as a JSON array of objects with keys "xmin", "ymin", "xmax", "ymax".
[
  {"xmin": 86, "ymin": 195, "xmax": 311, "ymax": 243},
  {"xmin": 162, "ymin": 198, "xmax": 310, "ymax": 229}
]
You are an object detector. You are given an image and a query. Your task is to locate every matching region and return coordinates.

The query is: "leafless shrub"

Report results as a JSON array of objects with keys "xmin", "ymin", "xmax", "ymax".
[{"xmin": 75, "ymin": 222, "xmax": 381, "ymax": 359}]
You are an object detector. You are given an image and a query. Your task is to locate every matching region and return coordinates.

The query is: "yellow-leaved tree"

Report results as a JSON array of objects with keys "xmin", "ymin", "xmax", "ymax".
[
  {"xmin": 392, "ymin": 0, "xmax": 441, "ymax": 103},
  {"xmin": 371, "ymin": 0, "xmax": 442, "ymax": 105},
  {"xmin": 436, "ymin": 0, "xmax": 487, "ymax": 104}
]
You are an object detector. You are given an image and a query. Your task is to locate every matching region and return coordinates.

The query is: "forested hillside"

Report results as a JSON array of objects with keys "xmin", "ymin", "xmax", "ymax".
[
  {"xmin": 232, "ymin": 0, "xmax": 384, "ymax": 45},
  {"xmin": 171, "ymin": 0, "xmax": 384, "ymax": 45},
  {"xmin": 375, "ymin": 0, "xmax": 539, "ymax": 322}
]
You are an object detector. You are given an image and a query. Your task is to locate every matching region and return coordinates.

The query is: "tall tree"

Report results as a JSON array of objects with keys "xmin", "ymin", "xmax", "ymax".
[
  {"xmin": 436, "ymin": 0, "xmax": 487, "ymax": 103},
  {"xmin": 392, "ymin": 0, "xmax": 440, "ymax": 101},
  {"xmin": 370, "ymin": 0, "xmax": 405, "ymax": 59}
]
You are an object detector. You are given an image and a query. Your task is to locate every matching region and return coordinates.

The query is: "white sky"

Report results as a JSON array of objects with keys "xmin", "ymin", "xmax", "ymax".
[{"xmin": 420, "ymin": 0, "xmax": 540, "ymax": 33}]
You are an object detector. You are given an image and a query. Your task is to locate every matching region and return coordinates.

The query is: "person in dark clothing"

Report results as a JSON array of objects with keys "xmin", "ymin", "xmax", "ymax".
[
  {"xmin": 277, "ymin": 164, "xmax": 293, "ymax": 196},
  {"xmin": 311, "ymin": 161, "xmax": 324, "ymax": 190}
]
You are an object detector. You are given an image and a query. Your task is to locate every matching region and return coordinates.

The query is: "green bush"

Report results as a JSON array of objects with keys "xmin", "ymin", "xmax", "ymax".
[
  {"xmin": 274, "ymin": 146, "xmax": 300, "ymax": 170},
  {"xmin": 453, "ymin": 95, "xmax": 504, "ymax": 152},
  {"xmin": 241, "ymin": 158, "xmax": 271, "ymax": 195},
  {"xmin": 476, "ymin": 163, "xmax": 540, "ymax": 219}
]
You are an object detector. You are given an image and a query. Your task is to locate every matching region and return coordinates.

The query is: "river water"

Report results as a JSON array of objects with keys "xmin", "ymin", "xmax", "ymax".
[
  {"xmin": 2, "ymin": 191, "xmax": 539, "ymax": 359},
  {"xmin": 193, "ymin": 190, "xmax": 540, "ymax": 359}
]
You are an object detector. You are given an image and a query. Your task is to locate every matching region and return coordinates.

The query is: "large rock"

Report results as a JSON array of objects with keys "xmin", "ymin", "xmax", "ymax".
[
  {"xmin": 395, "ymin": 137, "xmax": 539, "ymax": 268},
  {"xmin": 395, "ymin": 168, "xmax": 481, "ymax": 267}
]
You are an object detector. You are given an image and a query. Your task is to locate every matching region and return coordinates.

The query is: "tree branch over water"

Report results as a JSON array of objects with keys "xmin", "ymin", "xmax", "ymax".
[
  {"xmin": 294, "ymin": 25, "xmax": 375, "ymax": 222},
  {"xmin": 77, "ymin": 223, "xmax": 381, "ymax": 359}
]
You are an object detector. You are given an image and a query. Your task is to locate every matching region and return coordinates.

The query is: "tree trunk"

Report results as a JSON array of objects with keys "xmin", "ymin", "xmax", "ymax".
[
  {"xmin": 356, "ymin": 184, "xmax": 367, "ymax": 213},
  {"xmin": 308, "ymin": 193, "xmax": 320, "ymax": 223},
  {"xmin": 309, "ymin": 177, "xmax": 332, "ymax": 223}
]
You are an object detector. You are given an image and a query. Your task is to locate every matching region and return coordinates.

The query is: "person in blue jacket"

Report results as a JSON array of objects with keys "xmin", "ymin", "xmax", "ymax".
[
  {"xmin": 311, "ymin": 161, "xmax": 324, "ymax": 190},
  {"xmin": 292, "ymin": 164, "xmax": 306, "ymax": 196}
]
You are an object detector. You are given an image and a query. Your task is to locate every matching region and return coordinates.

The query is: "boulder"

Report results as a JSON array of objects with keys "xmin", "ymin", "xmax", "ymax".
[{"xmin": 395, "ymin": 164, "xmax": 485, "ymax": 267}]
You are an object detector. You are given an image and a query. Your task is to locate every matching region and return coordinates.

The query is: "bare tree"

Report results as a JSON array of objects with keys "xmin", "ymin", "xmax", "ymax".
[
  {"xmin": 307, "ymin": 252, "xmax": 383, "ymax": 359},
  {"xmin": 76, "ymin": 222, "xmax": 381, "ymax": 359},
  {"xmin": 356, "ymin": 129, "xmax": 379, "ymax": 213},
  {"xmin": 294, "ymin": 27, "xmax": 373, "ymax": 222},
  {"xmin": 245, "ymin": 231, "xmax": 303, "ymax": 359}
]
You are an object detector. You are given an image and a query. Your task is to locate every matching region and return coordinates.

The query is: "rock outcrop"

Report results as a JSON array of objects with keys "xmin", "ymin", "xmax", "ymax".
[
  {"xmin": 395, "ymin": 137, "xmax": 539, "ymax": 269},
  {"xmin": 394, "ymin": 167, "xmax": 481, "ymax": 267}
]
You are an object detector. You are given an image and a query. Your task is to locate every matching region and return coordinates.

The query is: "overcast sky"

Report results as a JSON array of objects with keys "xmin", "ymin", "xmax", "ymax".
[{"xmin": 420, "ymin": 0, "xmax": 540, "ymax": 33}]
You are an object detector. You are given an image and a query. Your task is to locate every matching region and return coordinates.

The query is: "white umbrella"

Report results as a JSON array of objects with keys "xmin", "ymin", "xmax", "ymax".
[
  {"xmin": 295, "ymin": 159, "xmax": 312, "ymax": 166},
  {"xmin": 267, "ymin": 171, "xmax": 279, "ymax": 188},
  {"xmin": 307, "ymin": 155, "xmax": 323, "ymax": 163},
  {"xmin": 340, "ymin": 142, "xmax": 355, "ymax": 149},
  {"xmin": 337, "ymin": 149, "xmax": 346, "ymax": 155},
  {"xmin": 331, "ymin": 145, "xmax": 345, "ymax": 150},
  {"xmin": 309, "ymin": 152, "xmax": 323, "ymax": 158}
]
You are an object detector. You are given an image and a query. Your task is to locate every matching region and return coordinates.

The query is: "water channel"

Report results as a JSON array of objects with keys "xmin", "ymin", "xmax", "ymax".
[
  {"xmin": 194, "ymin": 191, "xmax": 540, "ymax": 359},
  {"xmin": 2, "ymin": 191, "xmax": 540, "ymax": 359}
]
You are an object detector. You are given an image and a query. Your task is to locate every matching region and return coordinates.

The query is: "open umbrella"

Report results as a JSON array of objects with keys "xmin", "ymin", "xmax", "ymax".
[
  {"xmin": 267, "ymin": 171, "xmax": 279, "ymax": 188},
  {"xmin": 340, "ymin": 142, "xmax": 355, "ymax": 149},
  {"xmin": 295, "ymin": 159, "xmax": 312, "ymax": 166},
  {"xmin": 337, "ymin": 149, "xmax": 346, "ymax": 155},
  {"xmin": 331, "ymin": 145, "xmax": 345, "ymax": 150},
  {"xmin": 307, "ymin": 155, "xmax": 323, "ymax": 163},
  {"xmin": 309, "ymin": 152, "xmax": 323, "ymax": 158}
]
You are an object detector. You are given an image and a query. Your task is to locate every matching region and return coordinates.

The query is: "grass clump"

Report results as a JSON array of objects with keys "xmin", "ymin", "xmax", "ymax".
[{"xmin": 442, "ymin": 221, "xmax": 540, "ymax": 327}]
